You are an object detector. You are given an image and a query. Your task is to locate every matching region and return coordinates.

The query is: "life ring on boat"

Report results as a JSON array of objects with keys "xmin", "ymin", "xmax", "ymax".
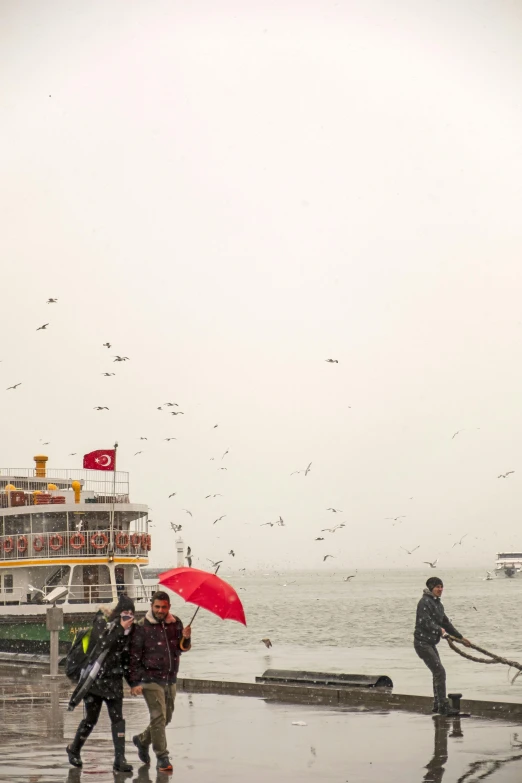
[
  {"xmin": 49, "ymin": 533, "xmax": 63, "ymax": 551},
  {"xmin": 69, "ymin": 532, "xmax": 85, "ymax": 550},
  {"xmin": 147, "ymin": 534, "xmax": 151, "ymax": 551},
  {"xmin": 115, "ymin": 532, "xmax": 129, "ymax": 550},
  {"xmin": 130, "ymin": 532, "xmax": 141, "ymax": 549},
  {"xmin": 33, "ymin": 535, "xmax": 44, "ymax": 552},
  {"xmin": 17, "ymin": 535, "xmax": 28, "ymax": 553},
  {"xmin": 141, "ymin": 533, "xmax": 148, "ymax": 550},
  {"xmin": 3, "ymin": 537, "xmax": 13, "ymax": 554},
  {"xmin": 91, "ymin": 532, "xmax": 108, "ymax": 549}
]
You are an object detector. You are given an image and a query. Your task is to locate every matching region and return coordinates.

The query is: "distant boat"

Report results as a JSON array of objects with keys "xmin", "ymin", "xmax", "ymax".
[{"xmin": 495, "ymin": 552, "xmax": 522, "ymax": 578}]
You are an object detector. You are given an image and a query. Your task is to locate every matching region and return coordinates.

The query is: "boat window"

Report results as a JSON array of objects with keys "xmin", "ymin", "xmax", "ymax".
[
  {"xmin": 45, "ymin": 565, "xmax": 70, "ymax": 588},
  {"xmin": 5, "ymin": 516, "xmax": 31, "ymax": 536},
  {"xmin": 30, "ymin": 512, "xmax": 67, "ymax": 534},
  {"xmin": 2, "ymin": 574, "xmax": 13, "ymax": 594}
]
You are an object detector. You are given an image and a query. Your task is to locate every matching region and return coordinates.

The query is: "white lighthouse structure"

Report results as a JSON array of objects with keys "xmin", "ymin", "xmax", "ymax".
[{"xmin": 176, "ymin": 536, "xmax": 184, "ymax": 567}]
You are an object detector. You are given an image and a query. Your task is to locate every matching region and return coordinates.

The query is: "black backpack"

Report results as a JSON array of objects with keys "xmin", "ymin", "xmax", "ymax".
[{"xmin": 65, "ymin": 627, "xmax": 92, "ymax": 682}]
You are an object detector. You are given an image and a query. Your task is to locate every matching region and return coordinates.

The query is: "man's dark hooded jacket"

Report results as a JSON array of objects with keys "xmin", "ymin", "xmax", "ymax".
[
  {"xmin": 414, "ymin": 588, "xmax": 463, "ymax": 646},
  {"xmin": 128, "ymin": 609, "xmax": 190, "ymax": 687}
]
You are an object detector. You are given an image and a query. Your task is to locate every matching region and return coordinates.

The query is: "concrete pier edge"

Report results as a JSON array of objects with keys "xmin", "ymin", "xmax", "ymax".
[{"xmin": 176, "ymin": 677, "xmax": 522, "ymax": 721}]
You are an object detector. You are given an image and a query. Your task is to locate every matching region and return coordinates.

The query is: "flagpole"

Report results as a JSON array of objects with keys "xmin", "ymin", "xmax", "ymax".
[{"xmin": 110, "ymin": 441, "xmax": 118, "ymax": 553}]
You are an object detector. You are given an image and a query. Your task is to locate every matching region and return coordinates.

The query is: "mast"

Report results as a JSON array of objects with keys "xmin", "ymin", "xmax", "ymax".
[{"xmin": 109, "ymin": 441, "xmax": 118, "ymax": 553}]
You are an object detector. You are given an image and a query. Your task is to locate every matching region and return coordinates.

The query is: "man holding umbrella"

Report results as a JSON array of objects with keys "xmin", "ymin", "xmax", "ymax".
[{"xmin": 129, "ymin": 591, "xmax": 192, "ymax": 773}]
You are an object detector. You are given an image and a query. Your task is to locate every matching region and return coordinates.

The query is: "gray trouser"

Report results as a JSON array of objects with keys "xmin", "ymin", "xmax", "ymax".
[{"xmin": 415, "ymin": 642, "xmax": 446, "ymax": 706}]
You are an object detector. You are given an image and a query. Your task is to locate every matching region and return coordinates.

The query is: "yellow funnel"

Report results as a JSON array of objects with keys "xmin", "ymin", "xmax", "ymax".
[
  {"xmin": 71, "ymin": 480, "xmax": 81, "ymax": 504},
  {"xmin": 34, "ymin": 455, "xmax": 48, "ymax": 478}
]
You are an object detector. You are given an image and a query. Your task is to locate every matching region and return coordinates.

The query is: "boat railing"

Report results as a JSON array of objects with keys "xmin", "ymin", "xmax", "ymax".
[
  {"xmin": 0, "ymin": 469, "xmax": 129, "ymax": 496},
  {"xmin": 0, "ymin": 530, "xmax": 151, "ymax": 561},
  {"xmin": 67, "ymin": 582, "xmax": 159, "ymax": 605},
  {"xmin": 0, "ymin": 492, "xmax": 131, "ymax": 508},
  {"xmin": 0, "ymin": 582, "xmax": 160, "ymax": 606}
]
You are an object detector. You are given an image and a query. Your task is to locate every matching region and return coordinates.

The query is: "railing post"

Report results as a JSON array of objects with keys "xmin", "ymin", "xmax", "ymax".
[{"xmin": 43, "ymin": 605, "xmax": 63, "ymax": 680}]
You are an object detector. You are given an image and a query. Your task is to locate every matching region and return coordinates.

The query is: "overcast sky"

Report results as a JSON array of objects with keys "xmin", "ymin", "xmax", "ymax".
[{"xmin": 1, "ymin": 1, "xmax": 522, "ymax": 570}]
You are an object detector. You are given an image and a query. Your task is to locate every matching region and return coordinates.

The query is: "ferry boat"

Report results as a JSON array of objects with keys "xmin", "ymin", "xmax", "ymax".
[
  {"xmin": 495, "ymin": 552, "xmax": 522, "ymax": 578},
  {"xmin": 0, "ymin": 454, "xmax": 154, "ymax": 654}
]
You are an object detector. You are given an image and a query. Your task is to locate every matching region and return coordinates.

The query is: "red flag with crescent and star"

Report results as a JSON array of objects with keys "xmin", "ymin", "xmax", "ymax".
[{"xmin": 83, "ymin": 449, "xmax": 116, "ymax": 471}]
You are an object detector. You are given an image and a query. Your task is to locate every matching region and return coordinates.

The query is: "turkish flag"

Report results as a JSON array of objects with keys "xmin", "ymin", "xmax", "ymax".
[{"xmin": 83, "ymin": 449, "xmax": 116, "ymax": 471}]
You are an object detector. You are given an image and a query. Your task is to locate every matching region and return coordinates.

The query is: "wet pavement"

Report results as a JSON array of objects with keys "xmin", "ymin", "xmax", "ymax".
[{"xmin": 1, "ymin": 672, "xmax": 522, "ymax": 781}]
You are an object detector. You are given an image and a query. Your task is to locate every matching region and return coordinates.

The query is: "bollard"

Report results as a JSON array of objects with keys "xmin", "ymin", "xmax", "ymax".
[
  {"xmin": 43, "ymin": 605, "xmax": 64, "ymax": 679},
  {"xmin": 448, "ymin": 692, "xmax": 462, "ymax": 712}
]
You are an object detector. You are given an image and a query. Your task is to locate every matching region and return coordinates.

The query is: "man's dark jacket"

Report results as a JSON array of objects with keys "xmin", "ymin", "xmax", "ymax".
[
  {"xmin": 128, "ymin": 609, "xmax": 190, "ymax": 686},
  {"xmin": 414, "ymin": 588, "xmax": 462, "ymax": 646}
]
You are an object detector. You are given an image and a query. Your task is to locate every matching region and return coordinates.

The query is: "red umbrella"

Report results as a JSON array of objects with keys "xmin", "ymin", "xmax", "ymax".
[{"xmin": 158, "ymin": 566, "xmax": 247, "ymax": 626}]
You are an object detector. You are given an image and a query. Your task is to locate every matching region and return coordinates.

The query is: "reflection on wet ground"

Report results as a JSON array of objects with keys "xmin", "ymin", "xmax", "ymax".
[{"xmin": 1, "ymin": 674, "xmax": 522, "ymax": 781}]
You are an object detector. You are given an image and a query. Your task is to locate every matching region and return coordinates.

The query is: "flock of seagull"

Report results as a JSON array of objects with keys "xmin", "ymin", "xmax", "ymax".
[{"xmin": 4, "ymin": 301, "xmax": 515, "ymax": 600}]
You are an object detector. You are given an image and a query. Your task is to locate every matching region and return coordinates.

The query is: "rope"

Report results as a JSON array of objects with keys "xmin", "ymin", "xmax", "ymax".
[{"xmin": 445, "ymin": 635, "xmax": 522, "ymax": 681}]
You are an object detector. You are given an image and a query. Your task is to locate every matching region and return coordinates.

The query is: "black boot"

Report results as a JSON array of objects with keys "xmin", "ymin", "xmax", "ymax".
[
  {"xmin": 437, "ymin": 700, "xmax": 459, "ymax": 716},
  {"xmin": 66, "ymin": 719, "xmax": 92, "ymax": 768},
  {"xmin": 112, "ymin": 720, "xmax": 133, "ymax": 773}
]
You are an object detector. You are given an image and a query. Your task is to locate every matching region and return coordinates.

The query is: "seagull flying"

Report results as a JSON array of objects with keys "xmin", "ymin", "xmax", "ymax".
[
  {"xmin": 164, "ymin": 402, "xmax": 178, "ymax": 407},
  {"xmin": 164, "ymin": 438, "xmax": 177, "ymax": 441},
  {"xmin": 103, "ymin": 343, "xmax": 111, "ymax": 348},
  {"xmin": 315, "ymin": 537, "xmax": 325, "ymax": 541},
  {"xmin": 113, "ymin": 356, "xmax": 129, "ymax": 362},
  {"xmin": 229, "ymin": 550, "xmax": 235, "ymax": 557},
  {"xmin": 139, "ymin": 437, "xmax": 148, "ymax": 440},
  {"xmin": 325, "ymin": 359, "xmax": 338, "ymax": 363},
  {"xmin": 207, "ymin": 559, "xmax": 223, "ymax": 569},
  {"xmin": 452, "ymin": 534, "xmax": 468, "ymax": 548},
  {"xmin": 134, "ymin": 451, "xmax": 143, "ymax": 456},
  {"xmin": 386, "ymin": 516, "xmax": 406, "ymax": 522},
  {"xmin": 401, "ymin": 546, "xmax": 420, "ymax": 555},
  {"xmin": 213, "ymin": 515, "xmax": 226, "ymax": 524},
  {"xmin": 183, "ymin": 509, "xmax": 193, "ymax": 517},
  {"xmin": 321, "ymin": 524, "xmax": 345, "ymax": 533},
  {"xmin": 222, "ymin": 450, "xmax": 229, "ymax": 459},
  {"xmin": 323, "ymin": 554, "xmax": 335, "ymax": 561},
  {"xmin": 498, "ymin": 471, "xmax": 515, "ymax": 479},
  {"xmin": 261, "ymin": 638, "xmax": 272, "ymax": 648},
  {"xmin": 452, "ymin": 430, "xmax": 463, "ymax": 440},
  {"xmin": 46, "ymin": 298, "xmax": 58, "ymax": 304},
  {"xmin": 291, "ymin": 462, "xmax": 312, "ymax": 476},
  {"xmin": 185, "ymin": 546, "xmax": 192, "ymax": 567},
  {"xmin": 171, "ymin": 411, "xmax": 185, "ymax": 415},
  {"xmin": 261, "ymin": 522, "xmax": 274, "ymax": 527},
  {"xmin": 343, "ymin": 572, "xmax": 357, "ymax": 581},
  {"xmin": 36, "ymin": 323, "xmax": 49, "ymax": 331},
  {"xmin": 94, "ymin": 406, "xmax": 109, "ymax": 410},
  {"xmin": 170, "ymin": 523, "xmax": 182, "ymax": 532},
  {"xmin": 168, "ymin": 492, "xmax": 177, "ymax": 498},
  {"xmin": 327, "ymin": 508, "xmax": 342, "ymax": 513},
  {"xmin": 102, "ymin": 373, "xmax": 115, "ymax": 376},
  {"xmin": 423, "ymin": 559, "xmax": 438, "ymax": 568},
  {"xmin": 69, "ymin": 453, "xmax": 77, "ymax": 456},
  {"xmin": 6, "ymin": 383, "xmax": 21, "ymax": 390},
  {"xmin": 205, "ymin": 494, "xmax": 223, "ymax": 499}
]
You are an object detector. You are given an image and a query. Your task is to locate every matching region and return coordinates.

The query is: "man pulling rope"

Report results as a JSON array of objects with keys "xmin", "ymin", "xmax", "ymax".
[{"xmin": 414, "ymin": 576, "xmax": 472, "ymax": 716}]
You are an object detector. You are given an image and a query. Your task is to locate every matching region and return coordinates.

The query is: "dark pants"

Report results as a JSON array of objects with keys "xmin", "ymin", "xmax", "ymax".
[
  {"xmin": 84, "ymin": 692, "xmax": 123, "ymax": 729},
  {"xmin": 415, "ymin": 642, "xmax": 446, "ymax": 707}
]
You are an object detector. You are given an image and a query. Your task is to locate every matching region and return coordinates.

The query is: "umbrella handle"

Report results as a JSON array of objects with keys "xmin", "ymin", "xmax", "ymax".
[{"xmin": 187, "ymin": 565, "xmax": 220, "ymax": 626}]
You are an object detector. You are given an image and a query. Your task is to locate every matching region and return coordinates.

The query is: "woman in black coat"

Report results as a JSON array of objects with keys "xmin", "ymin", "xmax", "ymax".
[{"xmin": 66, "ymin": 594, "xmax": 135, "ymax": 772}]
